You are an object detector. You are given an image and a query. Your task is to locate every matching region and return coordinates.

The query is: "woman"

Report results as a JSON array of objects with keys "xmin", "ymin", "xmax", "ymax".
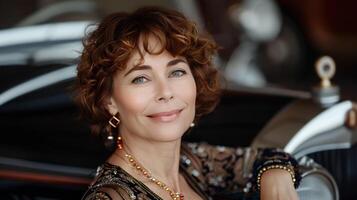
[{"xmin": 76, "ymin": 7, "xmax": 301, "ymax": 200}]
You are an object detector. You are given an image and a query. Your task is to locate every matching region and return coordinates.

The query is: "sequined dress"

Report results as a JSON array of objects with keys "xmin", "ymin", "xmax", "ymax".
[{"xmin": 82, "ymin": 142, "xmax": 300, "ymax": 200}]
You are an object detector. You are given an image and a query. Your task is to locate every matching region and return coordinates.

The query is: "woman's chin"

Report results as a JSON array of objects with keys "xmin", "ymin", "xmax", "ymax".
[
  {"xmin": 145, "ymin": 123, "xmax": 187, "ymax": 142},
  {"xmin": 151, "ymin": 128, "xmax": 186, "ymax": 142}
]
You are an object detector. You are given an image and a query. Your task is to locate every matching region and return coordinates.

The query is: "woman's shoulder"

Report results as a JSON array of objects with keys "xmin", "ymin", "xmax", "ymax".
[
  {"xmin": 82, "ymin": 163, "xmax": 156, "ymax": 200},
  {"xmin": 181, "ymin": 141, "xmax": 246, "ymax": 161},
  {"xmin": 180, "ymin": 142, "xmax": 250, "ymax": 194}
]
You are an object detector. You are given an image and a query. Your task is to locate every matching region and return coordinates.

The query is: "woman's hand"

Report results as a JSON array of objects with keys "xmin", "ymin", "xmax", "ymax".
[{"xmin": 259, "ymin": 169, "xmax": 299, "ymax": 200}]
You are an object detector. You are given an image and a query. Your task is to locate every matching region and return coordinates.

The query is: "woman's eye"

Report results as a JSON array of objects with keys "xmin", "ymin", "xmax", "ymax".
[
  {"xmin": 170, "ymin": 70, "xmax": 186, "ymax": 78},
  {"xmin": 132, "ymin": 76, "xmax": 149, "ymax": 84}
]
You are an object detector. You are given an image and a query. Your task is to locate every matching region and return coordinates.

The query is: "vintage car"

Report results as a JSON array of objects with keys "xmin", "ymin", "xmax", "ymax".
[{"xmin": 0, "ymin": 2, "xmax": 356, "ymax": 199}]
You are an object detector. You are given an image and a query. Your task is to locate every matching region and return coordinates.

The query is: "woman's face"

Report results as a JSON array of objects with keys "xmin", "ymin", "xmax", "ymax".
[{"xmin": 107, "ymin": 39, "xmax": 196, "ymax": 142}]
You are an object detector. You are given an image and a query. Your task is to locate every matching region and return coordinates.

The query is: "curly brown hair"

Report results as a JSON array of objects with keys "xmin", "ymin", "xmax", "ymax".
[{"xmin": 75, "ymin": 7, "xmax": 221, "ymax": 135}]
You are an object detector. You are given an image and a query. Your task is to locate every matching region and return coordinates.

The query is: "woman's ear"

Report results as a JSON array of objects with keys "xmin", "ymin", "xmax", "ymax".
[{"xmin": 105, "ymin": 96, "xmax": 119, "ymax": 116}]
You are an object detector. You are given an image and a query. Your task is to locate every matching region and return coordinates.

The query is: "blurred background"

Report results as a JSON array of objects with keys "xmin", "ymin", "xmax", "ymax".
[
  {"xmin": 0, "ymin": 0, "xmax": 356, "ymax": 95},
  {"xmin": 0, "ymin": 0, "xmax": 356, "ymax": 199}
]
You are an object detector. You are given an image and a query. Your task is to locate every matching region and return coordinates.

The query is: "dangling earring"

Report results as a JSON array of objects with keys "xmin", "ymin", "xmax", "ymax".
[
  {"xmin": 104, "ymin": 115, "xmax": 120, "ymax": 150},
  {"xmin": 104, "ymin": 130, "xmax": 119, "ymax": 151},
  {"xmin": 109, "ymin": 115, "xmax": 120, "ymax": 128},
  {"xmin": 190, "ymin": 122, "xmax": 195, "ymax": 127}
]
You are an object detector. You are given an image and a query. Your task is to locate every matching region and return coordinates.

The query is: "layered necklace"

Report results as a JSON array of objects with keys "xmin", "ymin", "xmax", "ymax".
[{"xmin": 116, "ymin": 136, "xmax": 184, "ymax": 200}]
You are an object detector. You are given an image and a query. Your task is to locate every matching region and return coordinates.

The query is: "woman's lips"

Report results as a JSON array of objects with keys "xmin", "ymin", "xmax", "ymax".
[{"xmin": 147, "ymin": 109, "xmax": 183, "ymax": 122}]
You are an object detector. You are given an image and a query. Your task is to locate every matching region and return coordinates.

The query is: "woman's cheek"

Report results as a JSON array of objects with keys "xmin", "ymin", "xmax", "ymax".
[
  {"xmin": 113, "ymin": 85, "xmax": 148, "ymax": 114},
  {"xmin": 122, "ymin": 89, "xmax": 152, "ymax": 112},
  {"xmin": 185, "ymin": 78, "xmax": 197, "ymax": 103}
]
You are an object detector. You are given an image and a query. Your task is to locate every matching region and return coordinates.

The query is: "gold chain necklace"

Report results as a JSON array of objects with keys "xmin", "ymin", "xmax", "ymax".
[{"xmin": 117, "ymin": 137, "xmax": 184, "ymax": 200}]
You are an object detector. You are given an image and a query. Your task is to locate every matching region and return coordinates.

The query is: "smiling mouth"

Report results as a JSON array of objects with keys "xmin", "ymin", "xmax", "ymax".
[{"xmin": 147, "ymin": 109, "xmax": 183, "ymax": 122}]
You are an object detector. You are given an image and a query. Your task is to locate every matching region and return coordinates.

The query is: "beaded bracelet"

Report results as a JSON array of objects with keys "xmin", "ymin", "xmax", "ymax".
[{"xmin": 256, "ymin": 164, "xmax": 296, "ymax": 189}]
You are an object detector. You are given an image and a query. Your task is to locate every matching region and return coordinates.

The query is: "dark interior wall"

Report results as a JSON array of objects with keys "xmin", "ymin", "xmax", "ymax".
[{"xmin": 0, "ymin": 0, "xmax": 37, "ymax": 28}]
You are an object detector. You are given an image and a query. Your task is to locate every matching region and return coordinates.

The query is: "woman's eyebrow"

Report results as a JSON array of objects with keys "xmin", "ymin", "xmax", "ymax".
[
  {"xmin": 124, "ymin": 58, "xmax": 187, "ymax": 77},
  {"xmin": 124, "ymin": 65, "xmax": 151, "ymax": 77},
  {"xmin": 167, "ymin": 58, "xmax": 187, "ymax": 67}
]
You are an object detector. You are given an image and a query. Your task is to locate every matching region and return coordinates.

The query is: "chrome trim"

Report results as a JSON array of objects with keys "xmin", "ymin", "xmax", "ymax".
[
  {"xmin": 0, "ymin": 65, "xmax": 76, "ymax": 106},
  {"xmin": 0, "ymin": 21, "xmax": 91, "ymax": 47},
  {"xmin": 285, "ymin": 101, "xmax": 352, "ymax": 153},
  {"xmin": 294, "ymin": 143, "xmax": 350, "ymax": 159},
  {"xmin": 0, "ymin": 156, "xmax": 93, "ymax": 177},
  {"xmin": 17, "ymin": 1, "xmax": 96, "ymax": 26}
]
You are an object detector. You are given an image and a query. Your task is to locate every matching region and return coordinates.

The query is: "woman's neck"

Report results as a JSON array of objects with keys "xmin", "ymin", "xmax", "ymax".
[{"xmin": 111, "ymin": 132, "xmax": 183, "ymax": 191}]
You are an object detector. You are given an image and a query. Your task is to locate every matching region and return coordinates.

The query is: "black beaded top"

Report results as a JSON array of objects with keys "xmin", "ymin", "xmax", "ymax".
[{"xmin": 82, "ymin": 142, "xmax": 300, "ymax": 200}]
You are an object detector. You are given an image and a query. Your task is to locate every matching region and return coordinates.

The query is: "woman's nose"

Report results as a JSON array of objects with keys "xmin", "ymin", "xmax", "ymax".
[{"xmin": 155, "ymin": 79, "xmax": 174, "ymax": 103}]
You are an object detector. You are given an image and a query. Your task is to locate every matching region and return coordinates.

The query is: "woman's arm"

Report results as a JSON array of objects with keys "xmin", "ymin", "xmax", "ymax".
[
  {"xmin": 182, "ymin": 142, "xmax": 301, "ymax": 198},
  {"xmin": 260, "ymin": 169, "xmax": 299, "ymax": 200}
]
